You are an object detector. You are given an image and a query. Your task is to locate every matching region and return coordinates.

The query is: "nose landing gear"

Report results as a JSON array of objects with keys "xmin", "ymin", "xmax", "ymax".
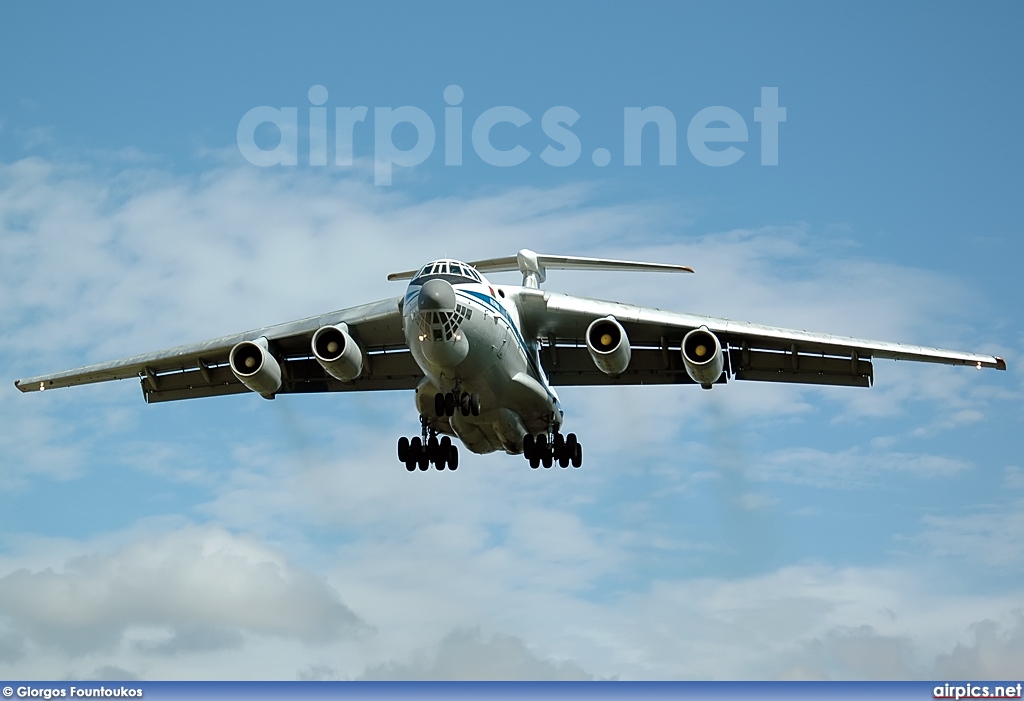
[
  {"xmin": 434, "ymin": 390, "xmax": 480, "ymax": 417},
  {"xmin": 397, "ymin": 416, "xmax": 459, "ymax": 471}
]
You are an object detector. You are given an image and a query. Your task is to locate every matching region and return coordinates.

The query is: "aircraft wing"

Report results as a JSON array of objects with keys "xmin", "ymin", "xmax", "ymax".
[
  {"xmin": 14, "ymin": 298, "xmax": 421, "ymax": 403},
  {"xmin": 518, "ymin": 289, "xmax": 1006, "ymax": 388}
]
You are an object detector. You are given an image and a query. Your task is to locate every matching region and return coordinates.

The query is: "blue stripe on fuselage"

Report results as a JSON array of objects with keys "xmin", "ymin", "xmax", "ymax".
[
  {"xmin": 458, "ymin": 288, "xmax": 555, "ymax": 402},
  {"xmin": 405, "ymin": 282, "xmax": 556, "ymax": 404}
]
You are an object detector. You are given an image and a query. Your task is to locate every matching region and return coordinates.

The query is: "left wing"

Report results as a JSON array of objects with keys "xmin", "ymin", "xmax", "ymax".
[
  {"xmin": 517, "ymin": 289, "xmax": 1006, "ymax": 387},
  {"xmin": 14, "ymin": 298, "xmax": 421, "ymax": 403}
]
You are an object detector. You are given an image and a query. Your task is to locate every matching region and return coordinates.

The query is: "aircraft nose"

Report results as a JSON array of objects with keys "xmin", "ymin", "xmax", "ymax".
[{"xmin": 418, "ymin": 278, "xmax": 456, "ymax": 312}]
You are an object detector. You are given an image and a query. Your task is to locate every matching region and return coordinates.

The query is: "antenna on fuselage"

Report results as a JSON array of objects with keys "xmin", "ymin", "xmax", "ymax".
[{"xmin": 467, "ymin": 249, "xmax": 695, "ymax": 288}]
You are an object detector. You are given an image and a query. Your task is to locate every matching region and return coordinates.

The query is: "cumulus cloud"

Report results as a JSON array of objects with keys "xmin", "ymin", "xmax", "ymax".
[
  {"xmin": 0, "ymin": 629, "xmax": 25, "ymax": 664},
  {"xmin": 357, "ymin": 627, "xmax": 594, "ymax": 680},
  {"xmin": 780, "ymin": 625, "xmax": 919, "ymax": 680},
  {"xmin": 73, "ymin": 665, "xmax": 140, "ymax": 681},
  {"xmin": 935, "ymin": 612, "xmax": 1024, "ymax": 678},
  {"xmin": 0, "ymin": 525, "xmax": 364, "ymax": 657}
]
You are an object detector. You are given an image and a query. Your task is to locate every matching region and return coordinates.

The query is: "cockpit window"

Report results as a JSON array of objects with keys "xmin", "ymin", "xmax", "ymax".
[
  {"xmin": 417, "ymin": 303, "xmax": 474, "ymax": 341},
  {"xmin": 414, "ymin": 260, "xmax": 481, "ymax": 283}
]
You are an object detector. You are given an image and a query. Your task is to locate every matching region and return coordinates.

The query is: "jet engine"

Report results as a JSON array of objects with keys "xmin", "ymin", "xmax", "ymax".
[
  {"xmin": 586, "ymin": 316, "xmax": 631, "ymax": 376},
  {"xmin": 681, "ymin": 326, "xmax": 724, "ymax": 389},
  {"xmin": 312, "ymin": 324, "xmax": 363, "ymax": 382},
  {"xmin": 229, "ymin": 337, "xmax": 282, "ymax": 397}
]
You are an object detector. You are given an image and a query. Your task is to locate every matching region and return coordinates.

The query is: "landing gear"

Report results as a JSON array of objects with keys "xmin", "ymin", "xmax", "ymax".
[
  {"xmin": 460, "ymin": 391, "xmax": 480, "ymax": 417},
  {"xmin": 435, "ymin": 385, "xmax": 480, "ymax": 418},
  {"xmin": 522, "ymin": 430, "xmax": 582, "ymax": 469},
  {"xmin": 397, "ymin": 416, "xmax": 458, "ymax": 471}
]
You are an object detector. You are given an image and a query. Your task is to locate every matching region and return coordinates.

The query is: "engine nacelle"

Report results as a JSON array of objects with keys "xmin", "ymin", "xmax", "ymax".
[
  {"xmin": 586, "ymin": 316, "xmax": 631, "ymax": 376},
  {"xmin": 229, "ymin": 337, "xmax": 282, "ymax": 397},
  {"xmin": 312, "ymin": 324, "xmax": 363, "ymax": 382},
  {"xmin": 681, "ymin": 326, "xmax": 724, "ymax": 389}
]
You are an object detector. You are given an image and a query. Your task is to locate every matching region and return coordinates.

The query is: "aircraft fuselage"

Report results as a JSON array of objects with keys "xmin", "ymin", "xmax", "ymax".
[{"xmin": 401, "ymin": 260, "xmax": 562, "ymax": 455}]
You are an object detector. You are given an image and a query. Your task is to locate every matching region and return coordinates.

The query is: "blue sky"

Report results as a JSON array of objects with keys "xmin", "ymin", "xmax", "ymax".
[{"xmin": 0, "ymin": 1, "xmax": 1022, "ymax": 680}]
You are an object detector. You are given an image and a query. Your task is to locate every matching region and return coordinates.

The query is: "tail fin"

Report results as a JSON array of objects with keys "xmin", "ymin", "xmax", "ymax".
[{"xmin": 469, "ymin": 249, "xmax": 694, "ymax": 288}]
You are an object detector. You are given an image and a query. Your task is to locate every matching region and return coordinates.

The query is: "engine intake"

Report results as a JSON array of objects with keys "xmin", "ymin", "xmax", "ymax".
[
  {"xmin": 229, "ymin": 337, "xmax": 282, "ymax": 397},
  {"xmin": 586, "ymin": 316, "xmax": 631, "ymax": 376},
  {"xmin": 312, "ymin": 324, "xmax": 363, "ymax": 382},
  {"xmin": 681, "ymin": 326, "xmax": 724, "ymax": 389}
]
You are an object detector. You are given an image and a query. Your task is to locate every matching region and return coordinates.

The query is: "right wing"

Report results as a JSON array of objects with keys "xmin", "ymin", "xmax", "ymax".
[
  {"xmin": 517, "ymin": 289, "xmax": 1005, "ymax": 388},
  {"xmin": 14, "ymin": 298, "xmax": 421, "ymax": 403}
]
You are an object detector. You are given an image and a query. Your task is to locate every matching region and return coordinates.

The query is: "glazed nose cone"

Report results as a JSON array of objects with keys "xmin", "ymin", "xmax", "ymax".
[{"xmin": 418, "ymin": 278, "xmax": 456, "ymax": 312}]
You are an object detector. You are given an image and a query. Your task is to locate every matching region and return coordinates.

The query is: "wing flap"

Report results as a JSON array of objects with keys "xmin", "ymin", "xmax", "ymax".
[
  {"xmin": 542, "ymin": 347, "xmax": 726, "ymax": 387},
  {"xmin": 141, "ymin": 351, "xmax": 423, "ymax": 403},
  {"xmin": 731, "ymin": 348, "xmax": 873, "ymax": 387}
]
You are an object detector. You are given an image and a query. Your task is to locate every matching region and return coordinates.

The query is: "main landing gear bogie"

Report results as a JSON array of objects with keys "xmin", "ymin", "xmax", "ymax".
[
  {"xmin": 523, "ymin": 431, "xmax": 582, "ymax": 469},
  {"xmin": 397, "ymin": 417, "xmax": 459, "ymax": 472}
]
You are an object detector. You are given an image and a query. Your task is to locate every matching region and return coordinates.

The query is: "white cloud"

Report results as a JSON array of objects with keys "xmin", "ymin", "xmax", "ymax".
[
  {"xmin": 935, "ymin": 612, "xmax": 1024, "ymax": 678},
  {"xmin": 755, "ymin": 446, "xmax": 972, "ymax": 489},
  {"xmin": 780, "ymin": 625, "xmax": 918, "ymax": 679},
  {"xmin": 915, "ymin": 500, "xmax": 1024, "ymax": 568},
  {"xmin": 1004, "ymin": 466, "xmax": 1024, "ymax": 491},
  {"xmin": 591, "ymin": 565, "xmax": 1024, "ymax": 679},
  {"xmin": 0, "ymin": 525, "xmax": 364, "ymax": 657},
  {"xmin": 0, "ymin": 519, "xmax": 1022, "ymax": 679},
  {"xmin": 355, "ymin": 627, "xmax": 594, "ymax": 680}
]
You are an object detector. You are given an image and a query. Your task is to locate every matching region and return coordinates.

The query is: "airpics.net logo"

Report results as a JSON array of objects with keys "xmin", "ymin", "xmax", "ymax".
[{"xmin": 237, "ymin": 85, "xmax": 786, "ymax": 185}]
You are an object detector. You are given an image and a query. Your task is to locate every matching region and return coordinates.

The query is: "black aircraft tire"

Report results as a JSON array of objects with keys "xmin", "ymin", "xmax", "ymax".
[
  {"xmin": 571, "ymin": 443, "xmax": 582, "ymax": 468},
  {"xmin": 448, "ymin": 445, "xmax": 459, "ymax": 470},
  {"xmin": 398, "ymin": 436, "xmax": 409, "ymax": 463},
  {"xmin": 411, "ymin": 437, "xmax": 428, "ymax": 471},
  {"xmin": 434, "ymin": 393, "xmax": 445, "ymax": 418},
  {"xmin": 536, "ymin": 435, "xmax": 551, "ymax": 468},
  {"xmin": 438, "ymin": 436, "xmax": 452, "ymax": 470},
  {"xmin": 444, "ymin": 392, "xmax": 456, "ymax": 417},
  {"xmin": 471, "ymin": 392, "xmax": 480, "ymax": 416},
  {"xmin": 523, "ymin": 434, "xmax": 535, "ymax": 460},
  {"xmin": 460, "ymin": 392, "xmax": 471, "ymax": 416}
]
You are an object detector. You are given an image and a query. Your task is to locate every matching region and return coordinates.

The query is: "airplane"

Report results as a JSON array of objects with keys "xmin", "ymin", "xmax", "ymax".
[{"xmin": 15, "ymin": 249, "xmax": 1006, "ymax": 471}]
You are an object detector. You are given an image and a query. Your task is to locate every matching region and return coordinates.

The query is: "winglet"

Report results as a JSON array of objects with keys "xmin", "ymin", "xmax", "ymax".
[{"xmin": 996, "ymin": 357, "xmax": 1007, "ymax": 371}]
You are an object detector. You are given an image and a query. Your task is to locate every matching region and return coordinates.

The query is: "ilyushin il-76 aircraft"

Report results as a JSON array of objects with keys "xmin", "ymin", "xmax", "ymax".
[{"xmin": 16, "ymin": 250, "xmax": 1006, "ymax": 471}]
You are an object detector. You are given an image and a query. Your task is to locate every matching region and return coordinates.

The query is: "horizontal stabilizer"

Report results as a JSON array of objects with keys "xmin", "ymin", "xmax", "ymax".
[{"xmin": 389, "ymin": 249, "xmax": 693, "ymax": 287}]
